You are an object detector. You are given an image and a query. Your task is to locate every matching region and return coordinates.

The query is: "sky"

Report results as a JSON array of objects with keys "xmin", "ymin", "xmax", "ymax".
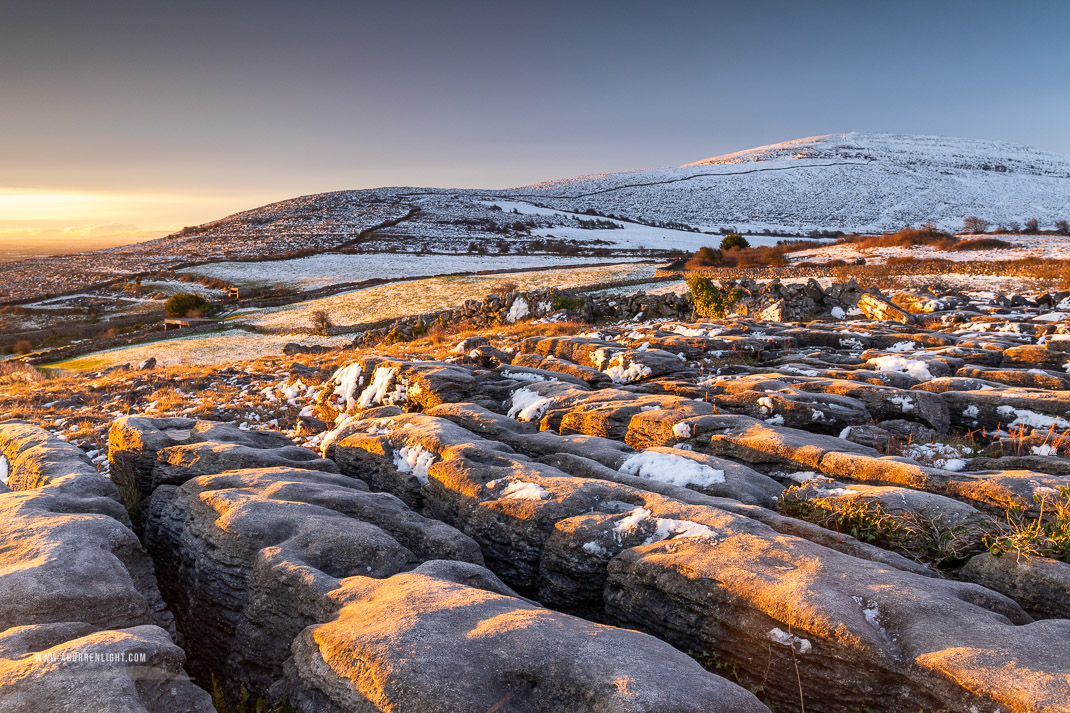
[{"xmin": 2, "ymin": 0, "xmax": 1068, "ymax": 251}]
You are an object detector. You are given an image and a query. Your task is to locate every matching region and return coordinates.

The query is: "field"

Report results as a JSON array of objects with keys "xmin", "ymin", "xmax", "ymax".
[
  {"xmin": 178, "ymin": 253, "xmax": 651, "ymax": 290},
  {"xmin": 45, "ymin": 329, "xmax": 354, "ymax": 372},
  {"xmin": 43, "ymin": 261, "xmax": 660, "ymax": 371},
  {"xmin": 790, "ymin": 233, "xmax": 1070, "ymax": 265},
  {"xmin": 236, "ymin": 261, "xmax": 659, "ymax": 330}
]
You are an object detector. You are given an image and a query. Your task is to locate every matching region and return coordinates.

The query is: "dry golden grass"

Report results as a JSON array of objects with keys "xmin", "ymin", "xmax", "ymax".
[
  {"xmin": 949, "ymin": 237, "xmax": 1013, "ymax": 251},
  {"xmin": 842, "ymin": 224, "xmax": 956, "ymax": 252},
  {"xmin": 684, "ymin": 241, "xmax": 813, "ymax": 271}
]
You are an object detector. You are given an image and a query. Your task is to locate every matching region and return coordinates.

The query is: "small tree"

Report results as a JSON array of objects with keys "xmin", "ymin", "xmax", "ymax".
[
  {"xmin": 1023, "ymin": 217, "xmax": 1040, "ymax": 234},
  {"xmin": 13, "ymin": 339, "xmax": 33, "ymax": 355},
  {"xmin": 720, "ymin": 233, "xmax": 749, "ymax": 251},
  {"xmin": 686, "ymin": 274, "xmax": 743, "ymax": 319},
  {"xmin": 962, "ymin": 216, "xmax": 989, "ymax": 234},
  {"xmin": 694, "ymin": 246, "xmax": 723, "ymax": 263},
  {"xmin": 311, "ymin": 309, "xmax": 333, "ymax": 336},
  {"xmin": 165, "ymin": 292, "xmax": 211, "ymax": 318},
  {"xmin": 1055, "ymin": 219, "xmax": 1070, "ymax": 236}
]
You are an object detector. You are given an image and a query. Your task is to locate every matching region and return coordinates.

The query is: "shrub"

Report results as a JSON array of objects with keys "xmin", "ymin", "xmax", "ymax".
[
  {"xmin": 1023, "ymin": 217, "xmax": 1040, "ymax": 234},
  {"xmin": 846, "ymin": 223, "xmax": 955, "ymax": 251},
  {"xmin": 949, "ymin": 237, "xmax": 1013, "ymax": 251},
  {"xmin": 983, "ymin": 486, "xmax": 1070, "ymax": 562},
  {"xmin": 695, "ymin": 246, "xmax": 722, "ymax": 262},
  {"xmin": 720, "ymin": 233, "xmax": 749, "ymax": 251},
  {"xmin": 13, "ymin": 339, "xmax": 33, "ymax": 355},
  {"xmin": 550, "ymin": 294, "xmax": 585, "ymax": 312},
  {"xmin": 733, "ymin": 247, "xmax": 788, "ymax": 268},
  {"xmin": 779, "ymin": 492, "xmax": 986, "ymax": 567},
  {"xmin": 1056, "ymin": 219, "xmax": 1070, "ymax": 236},
  {"xmin": 686, "ymin": 274, "xmax": 742, "ymax": 319},
  {"xmin": 310, "ymin": 309, "xmax": 333, "ymax": 336},
  {"xmin": 962, "ymin": 216, "xmax": 990, "ymax": 234},
  {"xmin": 165, "ymin": 292, "xmax": 211, "ymax": 318},
  {"xmin": 0, "ymin": 361, "xmax": 46, "ymax": 384}
]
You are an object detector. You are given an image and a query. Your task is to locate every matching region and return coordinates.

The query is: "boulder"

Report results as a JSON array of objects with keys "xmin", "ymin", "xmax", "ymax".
[
  {"xmin": 108, "ymin": 416, "xmax": 335, "ymax": 505},
  {"xmin": 144, "ymin": 465, "xmax": 483, "ymax": 694},
  {"xmin": 858, "ymin": 293, "xmax": 916, "ymax": 324},
  {"xmin": 0, "ymin": 423, "xmax": 210, "ymax": 711},
  {"xmin": 280, "ymin": 562, "xmax": 768, "ymax": 713},
  {"xmin": 961, "ymin": 553, "xmax": 1070, "ymax": 620}
]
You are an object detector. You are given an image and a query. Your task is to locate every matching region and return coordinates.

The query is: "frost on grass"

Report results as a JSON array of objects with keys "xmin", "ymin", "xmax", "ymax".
[
  {"xmin": 507, "ymin": 388, "xmax": 553, "ymax": 422},
  {"xmin": 867, "ymin": 355, "xmax": 933, "ymax": 381},
  {"xmin": 393, "ymin": 444, "xmax": 436, "ymax": 484}
]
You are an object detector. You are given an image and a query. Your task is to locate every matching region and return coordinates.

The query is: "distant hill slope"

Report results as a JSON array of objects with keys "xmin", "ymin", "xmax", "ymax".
[
  {"xmin": 3, "ymin": 132, "xmax": 1069, "ymax": 303},
  {"xmin": 508, "ymin": 132, "xmax": 1070, "ymax": 233}
]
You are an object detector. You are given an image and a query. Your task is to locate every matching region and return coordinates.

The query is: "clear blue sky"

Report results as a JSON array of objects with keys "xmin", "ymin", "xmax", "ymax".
[{"xmin": 2, "ymin": 0, "xmax": 1068, "ymax": 246}]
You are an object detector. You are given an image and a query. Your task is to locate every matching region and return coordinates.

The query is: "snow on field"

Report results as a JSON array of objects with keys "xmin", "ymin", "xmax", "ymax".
[
  {"xmin": 138, "ymin": 280, "xmax": 229, "ymax": 297},
  {"xmin": 239, "ymin": 262, "xmax": 658, "ymax": 331},
  {"xmin": 26, "ymin": 292, "xmax": 155, "ymax": 307},
  {"xmin": 46, "ymin": 330, "xmax": 352, "ymax": 372},
  {"xmin": 593, "ymin": 280, "xmax": 687, "ymax": 297},
  {"xmin": 788, "ymin": 234, "xmax": 1070, "ymax": 265},
  {"xmin": 179, "ymin": 254, "xmax": 650, "ymax": 290},
  {"xmin": 530, "ymin": 223, "xmax": 728, "ymax": 252},
  {"xmin": 894, "ymin": 272, "xmax": 1036, "ymax": 296},
  {"xmin": 480, "ymin": 199, "xmax": 816, "ymax": 251},
  {"xmin": 478, "ymin": 200, "xmax": 571, "ymax": 217}
]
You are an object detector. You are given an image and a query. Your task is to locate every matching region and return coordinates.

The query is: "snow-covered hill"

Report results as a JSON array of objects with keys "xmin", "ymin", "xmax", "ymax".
[
  {"xmin": 3, "ymin": 132, "xmax": 1069, "ymax": 303},
  {"xmin": 508, "ymin": 132, "xmax": 1070, "ymax": 234}
]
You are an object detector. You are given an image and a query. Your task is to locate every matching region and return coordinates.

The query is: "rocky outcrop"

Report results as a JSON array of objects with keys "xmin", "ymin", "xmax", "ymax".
[
  {"xmin": 108, "ymin": 415, "xmax": 338, "ymax": 506},
  {"xmin": 279, "ymin": 561, "xmax": 768, "ymax": 713},
  {"xmin": 113, "ymin": 415, "xmax": 765, "ymax": 712},
  {"xmin": 961, "ymin": 553, "xmax": 1070, "ymax": 620},
  {"xmin": 858, "ymin": 292, "xmax": 916, "ymax": 323},
  {"xmin": 19, "ymin": 287, "xmax": 1070, "ymax": 712},
  {"xmin": 0, "ymin": 422, "xmax": 212, "ymax": 712},
  {"xmin": 324, "ymin": 407, "xmax": 1070, "ymax": 713},
  {"xmin": 143, "ymin": 465, "xmax": 484, "ymax": 695}
]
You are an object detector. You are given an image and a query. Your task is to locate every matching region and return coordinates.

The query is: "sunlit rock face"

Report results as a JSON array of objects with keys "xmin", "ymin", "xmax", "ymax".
[
  {"xmin": 113, "ymin": 417, "xmax": 769, "ymax": 712},
  {"xmin": 0, "ymin": 422, "xmax": 213, "ymax": 713}
]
